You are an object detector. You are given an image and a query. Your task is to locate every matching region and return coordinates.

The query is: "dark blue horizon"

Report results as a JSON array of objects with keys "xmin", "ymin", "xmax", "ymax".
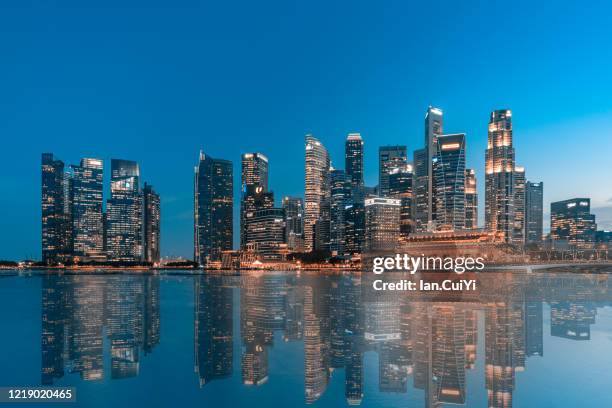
[{"xmin": 2, "ymin": 0, "xmax": 612, "ymax": 260}]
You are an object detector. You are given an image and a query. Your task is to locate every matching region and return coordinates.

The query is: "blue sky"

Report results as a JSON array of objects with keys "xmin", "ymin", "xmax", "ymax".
[{"xmin": 1, "ymin": 0, "xmax": 612, "ymax": 259}]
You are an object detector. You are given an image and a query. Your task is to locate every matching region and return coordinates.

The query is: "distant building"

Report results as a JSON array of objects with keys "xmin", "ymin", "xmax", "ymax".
[
  {"xmin": 282, "ymin": 196, "xmax": 304, "ymax": 252},
  {"xmin": 71, "ymin": 158, "xmax": 105, "ymax": 260},
  {"xmin": 304, "ymin": 135, "xmax": 330, "ymax": 252},
  {"xmin": 513, "ymin": 166, "xmax": 526, "ymax": 246},
  {"xmin": 345, "ymin": 133, "xmax": 364, "ymax": 190},
  {"xmin": 364, "ymin": 198, "xmax": 400, "ymax": 251},
  {"xmin": 142, "ymin": 183, "xmax": 160, "ymax": 264},
  {"xmin": 41, "ymin": 153, "xmax": 72, "ymax": 263},
  {"xmin": 433, "ymin": 133, "xmax": 466, "ymax": 231},
  {"xmin": 525, "ymin": 181, "xmax": 543, "ymax": 243},
  {"xmin": 464, "ymin": 169, "xmax": 478, "ymax": 229},
  {"xmin": 194, "ymin": 151, "xmax": 233, "ymax": 265},
  {"xmin": 550, "ymin": 198, "xmax": 597, "ymax": 249},
  {"xmin": 379, "ymin": 145, "xmax": 407, "ymax": 197},
  {"xmin": 106, "ymin": 159, "xmax": 142, "ymax": 261},
  {"xmin": 388, "ymin": 164, "xmax": 414, "ymax": 238},
  {"xmin": 485, "ymin": 109, "xmax": 515, "ymax": 243},
  {"xmin": 241, "ymin": 153, "xmax": 269, "ymax": 249}
]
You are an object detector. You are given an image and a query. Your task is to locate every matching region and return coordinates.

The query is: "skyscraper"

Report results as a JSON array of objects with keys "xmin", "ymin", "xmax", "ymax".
[
  {"xmin": 364, "ymin": 197, "xmax": 400, "ymax": 251},
  {"xmin": 142, "ymin": 183, "xmax": 160, "ymax": 264},
  {"xmin": 282, "ymin": 196, "xmax": 304, "ymax": 252},
  {"xmin": 41, "ymin": 153, "xmax": 72, "ymax": 263},
  {"xmin": 71, "ymin": 158, "xmax": 105, "ymax": 260},
  {"xmin": 244, "ymin": 208, "xmax": 287, "ymax": 260},
  {"xmin": 465, "ymin": 169, "xmax": 478, "ymax": 229},
  {"xmin": 512, "ymin": 166, "xmax": 526, "ymax": 246},
  {"xmin": 194, "ymin": 151, "xmax": 233, "ymax": 265},
  {"xmin": 344, "ymin": 203, "xmax": 365, "ymax": 255},
  {"xmin": 241, "ymin": 153, "xmax": 269, "ymax": 249},
  {"xmin": 485, "ymin": 109, "xmax": 515, "ymax": 243},
  {"xmin": 550, "ymin": 198, "xmax": 597, "ymax": 249},
  {"xmin": 378, "ymin": 146, "xmax": 407, "ymax": 197},
  {"xmin": 345, "ymin": 133, "xmax": 364, "ymax": 190},
  {"xmin": 388, "ymin": 164, "xmax": 414, "ymax": 238},
  {"xmin": 304, "ymin": 135, "xmax": 330, "ymax": 252},
  {"xmin": 525, "ymin": 181, "xmax": 543, "ymax": 243},
  {"xmin": 106, "ymin": 159, "xmax": 142, "ymax": 261},
  {"xmin": 415, "ymin": 106, "xmax": 443, "ymax": 232},
  {"xmin": 330, "ymin": 169, "xmax": 350, "ymax": 256},
  {"xmin": 433, "ymin": 133, "xmax": 466, "ymax": 231}
]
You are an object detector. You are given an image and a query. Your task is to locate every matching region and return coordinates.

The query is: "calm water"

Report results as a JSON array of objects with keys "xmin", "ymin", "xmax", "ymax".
[{"xmin": 1, "ymin": 269, "xmax": 612, "ymax": 407}]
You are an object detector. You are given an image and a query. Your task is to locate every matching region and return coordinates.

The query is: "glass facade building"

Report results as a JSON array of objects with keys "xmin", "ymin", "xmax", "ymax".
[
  {"xmin": 364, "ymin": 197, "xmax": 401, "ymax": 251},
  {"xmin": 388, "ymin": 164, "xmax": 414, "ymax": 238},
  {"xmin": 240, "ymin": 153, "xmax": 269, "ymax": 250},
  {"xmin": 282, "ymin": 196, "xmax": 304, "ymax": 252},
  {"xmin": 304, "ymin": 135, "xmax": 330, "ymax": 252},
  {"xmin": 378, "ymin": 145, "xmax": 407, "ymax": 198},
  {"xmin": 142, "ymin": 183, "xmax": 161, "ymax": 264},
  {"xmin": 41, "ymin": 153, "xmax": 72, "ymax": 263},
  {"xmin": 345, "ymin": 133, "xmax": 364, "ymax": 191},
  {"xmin": 485, "ymin": 109, "xmax": 516, "ymax": 243},
  {"xmin": 525, "ymin": 181, "xmax": 543, "ymax": 243},
  {"xmin": 330, "ymin": 169, "xmax": 350, "ymax": 256},
  {"xmin": 551, "ymin": 198, "xmax": 597, "ymax": 249},
  {"xmin": 465, "ymin": 168, "xmax": 478, "ymax": 229},
  {"xmin": 71, "ymin": 158, "xmax": 105, "ymax": 260},
  {"xmin": 512, "ymin": 166, "xmax": 526, "ymax": 246},
  {"xmin": 106, "ymin": 159, "xmax": 142, "ymax": 261},
  {"xmin": 433, "ymin": 133, "xmax": 466, "ymax": 231},
  {"xmin": 194, "ymin": 151, "xmax": 233, "ymax": 265}
]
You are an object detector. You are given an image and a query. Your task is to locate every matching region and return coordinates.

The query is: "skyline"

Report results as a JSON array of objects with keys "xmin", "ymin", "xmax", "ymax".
[{"xmin": 3, "ymin": 1, "xmax": 612, "ymax": 259}]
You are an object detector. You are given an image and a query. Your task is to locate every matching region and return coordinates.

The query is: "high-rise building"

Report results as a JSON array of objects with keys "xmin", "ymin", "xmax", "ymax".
[
  {"xmin": 330, "ymin": 169, "xmax": 350, "ymax": 256},
  {"xmin": 71, "ymin": 158, "xmax": 105, "ymax": 260},
  {"xmin": 345, "ymin": 133, "xmax": 364, "ymax": 190},
  {"xmin": 194, "ymin": 151, "xmax": 233, "ymax": 265},
  {"xmin": 106, "ymin": 159, "xmax": 142, "ymax": 261},
  {"xmin": 344, "ymin": 203, "xmax": 365, "ymax": 254},
  {"xmin": 282, "ymin": 196, "xmax": 304, "ymax": 252},
  {"xmin": 550, "ymin": 198, "xmax": 597, "ymax": 249},
  {"xmin": 378, "ymin": 146, "xmax": 407, "ymax": 197},
  {"xmin": 513, "ymin": 166, "xmax": 526, "ymax": 246},
  {"xmin": 525, "ymin": 182, "xmax": 543, "ymax": 244},
  {"xmin": 241, "ymin": 153, "xmax": 269, "ymax": 249},
  {"xmin": 433, "ymin": 133, "xmax": 466, "ymax": 231},
  {"xmin": 364, "ymin": 198, "xmax": 400, "ymax": 251},
  {"xmin": 244, "ymin": 208, "xmax": 287, "ymax": 260},
  {"xmin": 41, "ymin": 153, "xmax": 72, "ymax": 263},
  {"xmin": 465, "ymin": 169, "xmax": 478, "ymax": 229},
  {"xmin": 388, "ymin": 164, "xmax": 414, "ymax": 238},
  {"xmin": 142, "ymin": 183, "xmax": 160, "ymax": 264},
  {"xmin": 304, "ymin": 135, "xmax": 330, "ymax": 252},
  {"xmin": 414, "ymin": 106, "xmax": 443, "ymax": 232},
  {"xmin": 485, "ymin": 109, "xmax": 515, "ymax": 243}
]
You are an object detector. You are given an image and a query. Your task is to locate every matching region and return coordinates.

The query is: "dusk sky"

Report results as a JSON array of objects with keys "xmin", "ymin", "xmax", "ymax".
[{"xmin": 2, "ymin": 0, "xmax": 612, "ymax": 260}]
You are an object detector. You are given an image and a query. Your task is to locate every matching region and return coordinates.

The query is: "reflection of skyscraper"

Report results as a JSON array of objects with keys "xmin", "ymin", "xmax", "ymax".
[
  {"xmin": 550, "ymin": 301, "xmax": 596, "ymax": 340},
  {"xmin": 106, "ymin": 159, "xmax": 142, "ymax": 261},
  {"xmin": 71, "ymin": 158, "xmax": 105, "ymax": 260},
  {"xmin": 485, "ymin": 302, "xmax": 515, "ymax": 408},
  {"xmin": 524, "ymin": 182, "xmax": 544, "ymax": 243},
  {"xmin": 379, "ymin": 145, "xmax": 407, "ymax": 197},
  {"xmin": 194, "ymin": 151, "xmax": 233, "ymax": 265},
  {"xmin": 41, "ymin": 275, "xmax": 70, "ymax": 384},
  {"xmin": 304, "ymin": 135, "xmax": 330, "ymax": 252},
  {"xmin": 304, "ymin": 285, "xmax": 330, "ymax": 403},
  {"xmin": 485, "ymin": 110, "xmax": 515, "ymax": 243},
  {"xmin": 433, "ymin": 133, "xmax": 466, "ymax": 231},
  {"xmin": 524, "ymin": 301, "xmax": 543, "ymax": 356},
  {"xmin": 195, "ymin": 276, "xmax": 233, "ymax": 386},
  {"xmin": 345, "ymin": 133, "xmax": 364, "ymax": 190}
]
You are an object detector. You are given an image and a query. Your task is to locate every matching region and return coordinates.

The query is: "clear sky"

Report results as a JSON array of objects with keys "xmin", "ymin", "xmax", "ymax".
[{"xmin": 1, "ymin": 0, "xmax": 612, "ymax": 260}]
